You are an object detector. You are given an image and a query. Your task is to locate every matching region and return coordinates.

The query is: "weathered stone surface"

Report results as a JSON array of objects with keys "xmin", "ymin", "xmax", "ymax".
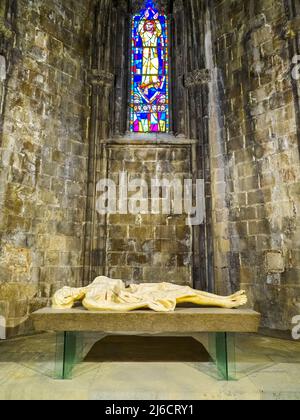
[
  {"xmin": 1, "ymin": 0, "xmax": 300, "ymax": 337},
  {"xmin": 103, "ymin": 144, "xmax": 194, "ymax": 285},
  {"xmin": 0, "ymin": 0, "xmax": 93, "ymax": 334},
  {"xmin": 208, "ymin": 0, "xmax": 300, "ymax": 330},
  {"xmin": 0, "ymin": 282, "xmax": 38, "ymax": 337},
  {"xmin": 0, "ymin": 283, "xmax": 37, "ymax": 301},
  {"xmin": 32, "ymin": 307, "xmax": 261, "ymax": 334}
]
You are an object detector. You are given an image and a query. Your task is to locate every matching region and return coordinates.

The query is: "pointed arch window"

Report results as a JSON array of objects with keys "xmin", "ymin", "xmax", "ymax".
[{"xmin": 130, "ymin": 1, "xmax": 169, "ymax": 133}]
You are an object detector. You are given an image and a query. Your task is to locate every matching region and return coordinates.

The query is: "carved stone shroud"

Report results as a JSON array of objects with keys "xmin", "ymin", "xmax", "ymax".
[{"xmin": 52, "ymin": 276, "xmax": 248, "ymax": 312}]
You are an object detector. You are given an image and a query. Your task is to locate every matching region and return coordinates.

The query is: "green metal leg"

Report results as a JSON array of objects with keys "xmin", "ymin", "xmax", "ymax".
[
  {"xmin": 209, "ymin": 333, "xmax": 236, "ymax": 381},
  {"xmin": 55, "ymin": 332, "xmax": 83, "ymax": 380}
]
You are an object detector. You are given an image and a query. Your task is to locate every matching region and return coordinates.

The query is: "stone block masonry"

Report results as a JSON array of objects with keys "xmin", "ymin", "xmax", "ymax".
[
  {"xmin": 1, "ymin": 0, "xmax": 300, "ymax": 337},
  {"xmin": 209, "ymin": 0, "xmax": 300, "ymax": 331},
  {"xmin": 0, "ymin": 0, "xmax": 93, "ymax": 335},
  {"xmin": 105, "ymin": 145, "xmax": 194, "ymax": 286}
]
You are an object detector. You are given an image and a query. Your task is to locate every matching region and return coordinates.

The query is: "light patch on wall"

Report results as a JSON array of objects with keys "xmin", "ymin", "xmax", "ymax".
[
  {"xmin": 0, "ymin": 244, "xmax": 31, "ymax": 275},
  {"xmin": 0, "ymin": 55, "xmax": 7, "ymax": 82},
  {"xmin": 265, "ymin": 250, "xmax": 285, "ymax": 274}
]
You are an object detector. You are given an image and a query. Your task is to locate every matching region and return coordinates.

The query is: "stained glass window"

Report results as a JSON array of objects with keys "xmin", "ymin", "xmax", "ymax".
[{"xmin": 130, "ymin": 0, "xmax": 169, "ymax": 133}]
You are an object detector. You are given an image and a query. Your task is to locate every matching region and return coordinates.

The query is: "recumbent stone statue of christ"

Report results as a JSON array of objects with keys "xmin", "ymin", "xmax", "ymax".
[{"xmin": 53, "ymin": 276, "xmax": 248, "ymax": 312}]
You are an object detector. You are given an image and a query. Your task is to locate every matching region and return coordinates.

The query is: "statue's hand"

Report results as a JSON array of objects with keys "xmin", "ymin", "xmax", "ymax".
[
  {"xmin": 145, "ymin": 10, "xmax": 150, "ymax": 19},
  {"xmin": 154, "ymin": 13, "xmax": 159, "ymax": 20}
]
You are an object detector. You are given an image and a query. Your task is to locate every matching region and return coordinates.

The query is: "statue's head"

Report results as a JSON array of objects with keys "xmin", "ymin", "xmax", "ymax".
[{"xmin": 144, "ymin": 20, "xmax": 156, "ymax": 33}]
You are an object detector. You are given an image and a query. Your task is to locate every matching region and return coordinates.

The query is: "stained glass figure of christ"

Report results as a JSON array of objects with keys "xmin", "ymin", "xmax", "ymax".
[{"xmin": 130, "ymin": 1, "xmax": 169, "ymax": 133}]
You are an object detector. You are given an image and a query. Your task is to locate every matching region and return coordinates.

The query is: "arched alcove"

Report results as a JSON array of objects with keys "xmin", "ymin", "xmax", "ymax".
[
  {"xmin": 1, "ymin": 0, "xmax": 299, "ymax": 336},
  {"xmin": 83, "ymin": 0, "xmax": 212, "ymax": 292}
]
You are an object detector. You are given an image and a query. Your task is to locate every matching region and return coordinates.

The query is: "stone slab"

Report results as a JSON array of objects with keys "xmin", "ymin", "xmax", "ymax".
[
  {"xmin": 102, "ymin": 133, "xmax": 197, "ymax": 145},
  {"xmin": 31, "ymin": 307, "xmax": 261, "ymax": 334}
]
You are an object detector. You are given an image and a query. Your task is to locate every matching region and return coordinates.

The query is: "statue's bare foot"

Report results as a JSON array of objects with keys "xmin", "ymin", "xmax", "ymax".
[
  {"xmin": 223, "ymin": 294, "xmax": 248, "ymax": 309},
  {"xmin": 228, "ymin": 290, "xmax": 246, "ymax": 299},
  {"xmin": 217, "ymin": 290, "xmax": 246, "ymax": 301}
]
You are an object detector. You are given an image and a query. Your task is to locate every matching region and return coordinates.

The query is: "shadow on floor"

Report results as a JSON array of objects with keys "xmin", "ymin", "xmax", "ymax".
[{"xmin": 84, "ymin": 336, "xmax": 210, "ymax": 363}]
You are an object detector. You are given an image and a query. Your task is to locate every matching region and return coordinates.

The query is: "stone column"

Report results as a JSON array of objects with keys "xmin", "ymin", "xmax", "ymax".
[
  {"xmin": 181, "ymin": 0, "xmax": 213, "ymax": 291},
  {"xmin": 113, "ymin": 0, "xmax": 130, "ymax": 136},
  {"xmin": 84, "ymin": 0, "xmax": 117, "ymax": 284},
  {"xmin": 172, "ymin": 0, "xmax": 187, "ymax": 137},
  {"xmin": 0, "ymin": 0, "xmax": 16, "ymax": 140}
]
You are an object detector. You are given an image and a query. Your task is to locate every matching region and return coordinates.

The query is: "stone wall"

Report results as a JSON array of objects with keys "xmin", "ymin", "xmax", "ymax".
[
  {"xmin": 0, "ymin": 0, "xmax": 93, "ymax": 335},
  {"xmin": 0, "ymin": 0, "xmax": 16, "ymax": 128},
  {"xmin": 1, "ymin": 0, "xmax": 299, "ymax": 336},
  {"xmin": 209, "ymin": 0, "xmax": 300, "ymax": 331},
  {"xmin": 105, "ymin": 144, "xmax": 193, "ymax": 285}
]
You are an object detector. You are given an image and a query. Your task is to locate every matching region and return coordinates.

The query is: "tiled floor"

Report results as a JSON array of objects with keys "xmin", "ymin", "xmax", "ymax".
[{"xmin": 0, "ymin": 333, "xmax": 300, "ymax": 400}]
